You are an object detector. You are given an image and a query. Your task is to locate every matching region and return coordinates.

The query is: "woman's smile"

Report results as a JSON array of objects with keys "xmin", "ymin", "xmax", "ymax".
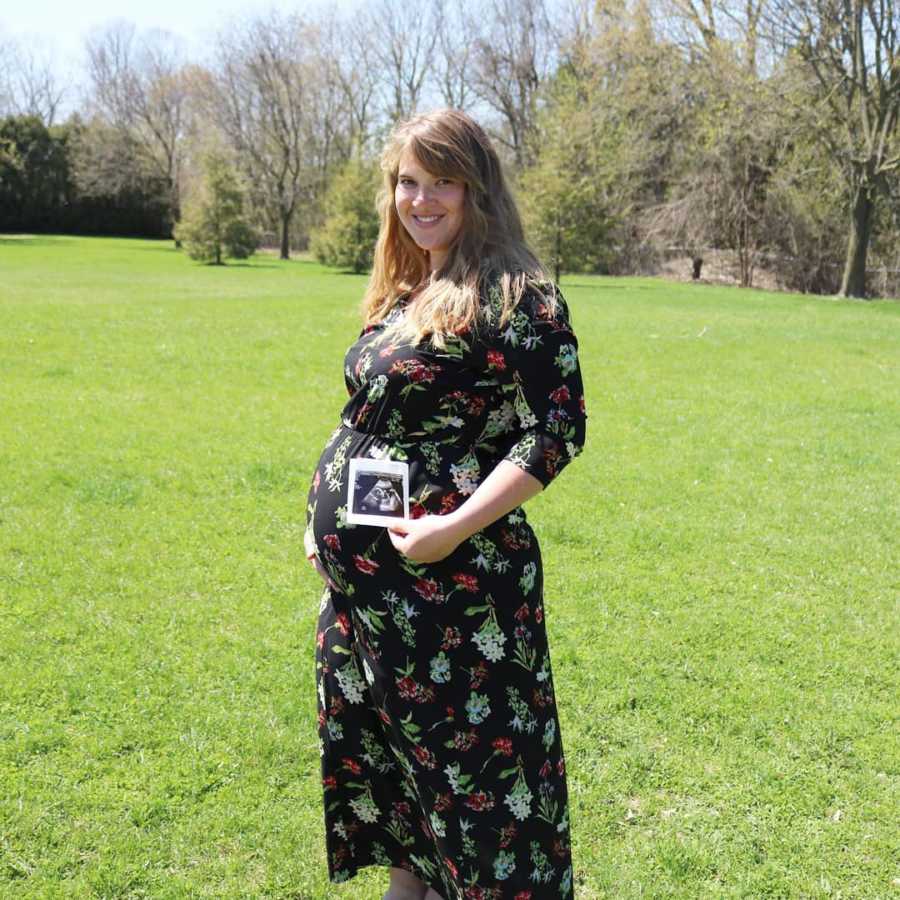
[{"xmin": 395, "ymin": 147, "xmax": 465, "ymax": 270}]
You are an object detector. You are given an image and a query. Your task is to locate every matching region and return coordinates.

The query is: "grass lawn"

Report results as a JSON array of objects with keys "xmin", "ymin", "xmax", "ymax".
[{"xmin": 1, "ymin": 234, "xmax": 897, "ymax": 898}]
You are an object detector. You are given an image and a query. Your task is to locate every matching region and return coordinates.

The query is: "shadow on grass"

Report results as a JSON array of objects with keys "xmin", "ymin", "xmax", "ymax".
[
  {"xmin": 0, "ymin": 235, "xmax": 72, "ymax": 247},
  {"xmin": 562, "ymin": 279, "xmax": 658, "ymax": 290}
]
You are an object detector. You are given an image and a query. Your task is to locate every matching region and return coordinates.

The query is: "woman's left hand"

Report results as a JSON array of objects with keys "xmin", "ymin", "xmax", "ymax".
[{"xmin": 387, "ymin": 514, "xmax": 465, "ymax": 563}]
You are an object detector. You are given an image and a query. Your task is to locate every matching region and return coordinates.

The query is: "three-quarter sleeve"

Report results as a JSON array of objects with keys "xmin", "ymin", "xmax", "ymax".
[{"xmin": 482, "ymin": 282, "xmax": 587, "ymax": 488}]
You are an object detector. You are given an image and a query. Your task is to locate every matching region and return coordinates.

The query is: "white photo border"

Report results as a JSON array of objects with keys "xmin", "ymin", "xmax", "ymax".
[{"xmin": 346, "ymin": 457, "xmax": 410, "ymax": 526}]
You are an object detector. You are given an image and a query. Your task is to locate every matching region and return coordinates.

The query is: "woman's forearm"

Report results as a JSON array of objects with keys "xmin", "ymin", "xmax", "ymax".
[{"xmin": 444, "ymin": 460, "xmax": 543, "ymax": 544}]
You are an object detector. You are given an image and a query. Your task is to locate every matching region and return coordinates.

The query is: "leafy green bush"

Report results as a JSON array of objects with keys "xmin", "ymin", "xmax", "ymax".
[
  {"xmin": 175, "ymin": 152, "xmax": 258, "ymax": 265},
  {"xmin": 310, "ymin": 157, "xmax": 380, "ymax": 273}
]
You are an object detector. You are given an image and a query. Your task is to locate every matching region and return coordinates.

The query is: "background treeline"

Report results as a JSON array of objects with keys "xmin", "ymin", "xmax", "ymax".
[{"xmin": 1, "ymin": 0, "xmax": 898, "ymax": 297}]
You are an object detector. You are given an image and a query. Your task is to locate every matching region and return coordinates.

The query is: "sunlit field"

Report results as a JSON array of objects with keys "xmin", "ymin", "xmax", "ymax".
[{"xmin": 1, "ymin": 235, "xmax": 897, "ymax": 898}]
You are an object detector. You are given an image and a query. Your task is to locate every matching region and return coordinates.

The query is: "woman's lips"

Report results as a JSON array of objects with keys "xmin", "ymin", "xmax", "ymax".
[{"xmin": 412, "ymin": 214, "xmax": 444, "ymax": 229}]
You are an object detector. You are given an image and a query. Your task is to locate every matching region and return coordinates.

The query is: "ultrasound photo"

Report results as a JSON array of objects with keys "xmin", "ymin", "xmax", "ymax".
[{"xmin": 347, "ymin": 458, "xmax": 410, "ymax": 526}]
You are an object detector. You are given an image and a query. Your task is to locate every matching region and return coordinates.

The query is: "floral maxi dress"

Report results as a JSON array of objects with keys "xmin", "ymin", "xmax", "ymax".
[{"xmin": 306, "ymin": 278, "xmax": 588, "ymax": 900}]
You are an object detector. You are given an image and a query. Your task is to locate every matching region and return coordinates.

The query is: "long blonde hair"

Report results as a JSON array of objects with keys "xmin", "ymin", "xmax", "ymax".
[{"xmin": 362, "ymin": 108, "xmax": 556, "ymax": 349}]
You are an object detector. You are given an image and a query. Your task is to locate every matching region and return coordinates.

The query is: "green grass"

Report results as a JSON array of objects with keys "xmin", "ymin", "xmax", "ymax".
[{"xmin": 1, "ymin": 234, "xmax": 898, "ymax": 898}]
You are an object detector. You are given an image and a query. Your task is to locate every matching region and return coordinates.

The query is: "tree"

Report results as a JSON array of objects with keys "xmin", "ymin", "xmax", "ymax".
[
  {"xmin": 467, "ymin": 0, "xmax": 555, "ymax": 167},
  {"xmin": 207, "ymin": 11, "xmax": 328, "ymax": 259},
  {"xmin": 0, "ymin": 115, "xmax": 69, "ymax": 230},
  {"xmin": 310, "ymin": 156, "xmax": 380, "ymax": 272},
  {"xmin": 174, "ymin": 151, "xmax": 258, "ymax": 265},
  {"xmin": 522, "ymin": 0, "xmax": 692, "ymax": 276},
  {"xmin": 0, "ymin": 35, "xmax": 66, "ymax": 125},
  {"xmin": 365, "ymin": 0, "xmax": 440, "ymax": 123},
  {"xmin": 84, "ymin": 22, "xmax": 191, "ymax": 237},
  {"xmin": 765, "ymin": 0, "xmax": 900, "ymax": 297},
  {"xmin": 517, "ymin": 69, "xmax": 617, "ymax": 277}
]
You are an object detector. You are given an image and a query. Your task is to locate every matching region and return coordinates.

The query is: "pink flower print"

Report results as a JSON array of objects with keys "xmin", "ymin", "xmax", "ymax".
[
  {"xmin": 353, "ymin": 554, "xmax": 379, "ymax": 575},
  {"xmin": 412, "ymin": 745, "xmax": 438, "ymax": 769},
  {"xmin": 414, "ymin": 578, "xmax": 443, "ymax": 603},
  {"xmin": 486, "ymin": 349, "xmax": 506, "ymax": 371},
  {"xmin": 441, "ymin": 626, "xmax": 463, "ymax": 650},
  {"xmin": 452, "ymin": 573, "xmax": 479, "ymax": 592},
  {"xmin": 464, "ymin": 790, "xmax": 495, "ymax": 812}
]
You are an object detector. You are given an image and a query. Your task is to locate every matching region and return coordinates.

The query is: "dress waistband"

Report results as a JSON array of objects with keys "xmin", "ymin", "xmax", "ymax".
[{"xmin": 340, "ymin": 417, "xmax": 393, "ymax": 443}]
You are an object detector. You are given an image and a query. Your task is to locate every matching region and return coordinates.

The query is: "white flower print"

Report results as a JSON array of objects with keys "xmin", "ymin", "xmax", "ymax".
[
  {"xmin": 335, "ymin": 657, "xmax": 367, "ymax": 704},
  {"xmin": 542, "ymin": 717, "xmax": 556, "ymax": 751},
  {"xmin": 326, "ymin": 718, "xmax": 343, "ymax": 741},
  {"xmin": 366, "ymin": 374, "xmax": 387, "ymax": 402},
  {"xmin": 349, "ymin": 790, "xmax": 380, "ymax": 823},
  {"xmin": 465, "ymin": 690, "xmax": 491, "ymax": 724},
  {"xmin": 325, "ymin": 436, "xmax": 352, "ymax": 493},
  {"xmin": 520, "ymin": 562, "xmax": 537, "ymax": 594},
  {"xmin": 481, "ymin": 401, "xmax": 516, "ymax": 440},
  {"xmin": 493, "ymin": 849, "xmax": 517, "ymax": 880},
  {"xmin": 429, "ymin": 651, "xmax": 452, "ymax": 683},
  {"xmin": 555, "ymin": 343, "xmax": 578, "ymax": 376},
  {"xmin": 444, "ymin": 761, "xmax": 464, "ymax": 794},
  {"xmin": 504, "ymin": 771, "xmax": 533, "ymax": 821},
  {"xmin": 472, "ymin": 617, "xmax": 507, "ymax": 662},
  {"xmin": 450, "ymin": 451, "xmax": 481, "ymax": 495},
  {"xmin": 514, "ymin": 388, "xmax": 539, "ymax": 429}
]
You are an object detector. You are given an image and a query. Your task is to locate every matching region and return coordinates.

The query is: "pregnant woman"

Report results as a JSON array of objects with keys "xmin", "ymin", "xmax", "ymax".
[{"xmin": 305, "ymin": 108, "xmax": 588, "ymax": 900}]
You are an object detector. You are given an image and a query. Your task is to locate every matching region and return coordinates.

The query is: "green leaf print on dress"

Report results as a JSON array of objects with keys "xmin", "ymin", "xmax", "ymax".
[
  {"xmin": 444, "ymin": 760, "xmax": 475, "ymax": 795},
  {"xmin": 507, "ymin": 685, "xmax": 539, "ymax": 734},
  {"xmin": 334, "ymin": 655, "xmax": 367, "ymax": 704},
  {"xmin": 348, "ymin": 782, "xmax": 380, "ymax": 823},
  {"xmin": 503, "ymin": 761, "xmax": 534, "ymax": 821},
  {"xmin": 383, "ymin": 589, "xmax": 419, "ymax": 647},
  {"xmin": 468, "ymin": 532, "xmax": 510, "ymax": 574},
  {"xmin": 471, "ymin": 604, "xmax": 507, "ymax": 662}
]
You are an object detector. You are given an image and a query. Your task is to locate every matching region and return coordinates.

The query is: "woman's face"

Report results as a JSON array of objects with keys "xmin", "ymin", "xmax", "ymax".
[{"xmin": 394, "ymin": 147, "xmax": 466, "ymax": 273}]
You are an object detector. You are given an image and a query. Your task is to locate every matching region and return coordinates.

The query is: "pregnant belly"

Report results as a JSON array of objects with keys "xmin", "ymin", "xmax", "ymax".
[{"xmin": 307, "ymin": 423, "xmax": 459, "ymax": 590}]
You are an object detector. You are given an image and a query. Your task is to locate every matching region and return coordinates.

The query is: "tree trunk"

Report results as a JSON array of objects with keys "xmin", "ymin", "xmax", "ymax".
[
  {"xmin": 839, "ymin": 181, "xmax": 874, "ymax": 298},
  {"xmin": 554, "ymin": 207, "xmax": 561, "ymax": 284},
  {"xmin": 692, "ymin": 257, "xmax": 703, "ymax": 279},
  {"xmin": 280, "ymin": 212, "xmax": 291, "ymax": 261}
]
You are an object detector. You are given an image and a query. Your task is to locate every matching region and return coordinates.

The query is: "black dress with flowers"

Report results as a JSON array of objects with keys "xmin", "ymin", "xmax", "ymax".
[{"xmin": 306, "ymin": 276, "xmax": 587, "ymax": 900}]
